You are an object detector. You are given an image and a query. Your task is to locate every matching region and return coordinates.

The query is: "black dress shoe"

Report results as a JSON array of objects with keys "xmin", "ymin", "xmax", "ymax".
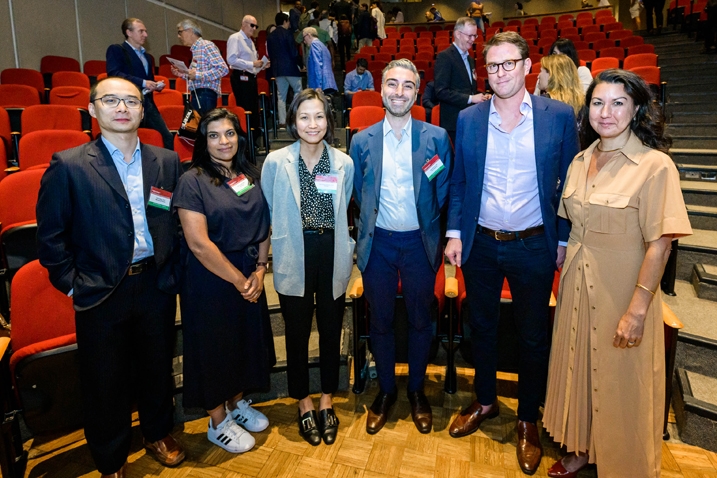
[
  {"xmin": 407, "ymin": 390, "xmax": 432, "ymax": 434},
  {"xmin": 366, "ymin": 389, "xmax": 397, "ymax": 434},
  {"xmin": 298, "ymin": 409, "xmax": 322, "ymax": 446},
  {"xmin": 318, "ymin": 408, "xmax": 340, "ymax": 445}
]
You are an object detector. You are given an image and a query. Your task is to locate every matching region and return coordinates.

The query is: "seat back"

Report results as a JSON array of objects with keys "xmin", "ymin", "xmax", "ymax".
[
  {"xmin": 0, "ymin": 168, "xmax": 43, "ymax": 234},
  {"xmin": 0, "ymin": 69, "xmax": 45, "ymax": 97},
  {"xmin": 48, "ymin": 86, "xmax": 90, "ymax": 107},
  {"xmin": 430, "ymin": 103, "xmax": 440, "ymax": 127},
  {"xmin": 0, "ymin": 84, "xmax": 42, "ymax": 108},
  {"xmin": 623, "ymin": 53, "xmax": 658, "ymax": 70},
  {"xmin": 40, "ymin": 55, "xmax": 81, "ymax": 74},
  {"xmin": 153, "ymin": 89, "xmax": 184, "ymax": 107},
  {"xmin": 621, "ymin": 36, "xmax": 646, "ymax": 49},
  {"xmin": 158, "ymin": 105, "xmax": 186, "ymax": 131},
  {"xmin": 137, "ymin": 128, "xmax": 165, "ymax": 148},
  {"xmin": 630, "ymin": 66, "xmax": 661, "ymax": 85},
  {"xmin": 82, "ymin": 60, "xmax": 106, "ymax": 78},
  {"xmin": 578, "ymin": 49, "xmax": 597, "ymax": 63},
  {"xmin": 599, "ymin": 46, "xmax": 625, "ymax": 61},
  {"xmin": 410, "ymin": 105, "xmax": 426, "ymax": 122},
  {"xmin": 174, "ymin": 135, "xmax": 194, "ymax": 163},
  {"xmin": 18, "ymin": 130, "xmax": 89, "ymax": 170},
  {"xmin": 51, "ymin": 71, "xmax": 90, "ymax": 89},
  {"xmin": 350, "ymin": 106, "xmax": 385, "ymax": 130},
  {"xmin": 627, "ymin": 43, "xmax": 654, "ymax": 56},
  {"xmin": 592, "ymin": 57, "xmax": 620, "ymax": 70},
  {"xmin": 0, "ymin": 107, "xmax": 11, "ymax": 154},
  {"xmin": 21, "ymin": 105, "xmax": 83, "ymax": 134},
  {"xmin": 609, "ymin": 29, "xmax": 633, "ymax": 41},
  {"xmin": 352, "ymin": 90, "xmax": 383, "ymax": 108}
]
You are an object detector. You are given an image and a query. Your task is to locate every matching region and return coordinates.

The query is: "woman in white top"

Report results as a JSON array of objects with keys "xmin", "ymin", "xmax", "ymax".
[
  {"xmin": 371, "ymin": 1, "xmax": 386, "ymax": 39},
  {"xmin": 550, "ymin": 38, "xmax": 593, "ymax": 93}
]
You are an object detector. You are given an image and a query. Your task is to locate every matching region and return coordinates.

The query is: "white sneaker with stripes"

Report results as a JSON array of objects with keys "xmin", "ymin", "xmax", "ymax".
[
  {"xmin": 230, "ymin": 399, "xmax": 269, "ymax": 433},
  {"xmin": 207, "ymin": 414, "xmax": 255, "ymax": 453}
]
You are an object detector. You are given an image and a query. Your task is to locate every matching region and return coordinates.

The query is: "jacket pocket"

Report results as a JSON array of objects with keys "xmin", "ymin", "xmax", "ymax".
[{"xmin": 270, "ymin": 234, "xmax": 289, "ymax": 274}]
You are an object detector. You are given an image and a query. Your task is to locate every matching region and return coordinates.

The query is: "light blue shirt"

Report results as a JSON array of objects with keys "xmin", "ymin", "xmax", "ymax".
[
  {"xmin": 125, "ymin": 40, "xmax": 149, "ymax": 88},
  {"xmin": 376, "ymin": 117, "xmax": 419, "ymax": 231},
  {"xmin": 344, "ymin": 69, "xmax": 374, "ymax": 94},
  {"xmin": 453, "ymin": 43, "xmax": 474, "ymax": 104},
  {"xmin": 101, "ymin": 136, "xmax": 154, "ymax": 262}
]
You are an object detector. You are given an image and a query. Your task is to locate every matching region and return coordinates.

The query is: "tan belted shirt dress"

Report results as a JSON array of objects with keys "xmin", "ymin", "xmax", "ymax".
[{"xmin": 543, "ymin": 133, "xmax": 692, "ymax": 478}]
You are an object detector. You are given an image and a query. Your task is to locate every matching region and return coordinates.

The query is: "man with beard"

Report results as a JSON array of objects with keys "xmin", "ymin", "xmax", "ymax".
[{"xmin": 349, "ymin": 59, "xmax": 452, "ymax": 436}]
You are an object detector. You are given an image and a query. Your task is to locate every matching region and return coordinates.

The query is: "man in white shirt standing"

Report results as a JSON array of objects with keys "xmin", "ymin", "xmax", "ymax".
[
  {"xmin": 227, "ymin": 15, "xmax": 269, "ymax": 140},
  {"xmin": 444, "ymin": 32, "xmax": 579, "ymax": 475}
]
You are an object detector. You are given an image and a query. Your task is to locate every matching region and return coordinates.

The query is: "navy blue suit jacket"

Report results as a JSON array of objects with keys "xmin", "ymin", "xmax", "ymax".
[
  {"xmin": 36, "ymin": 139, "xmax": 181, "ymax": 310},
  {"xmin": 106, "ymin": 42, "xmax": 156, "ymax": 103},
  {"xmin": 447, "ymin": 94, "xmax": 579, "ymax": 266},
  {"xmin": 267, "ymin": 27, "xmax": 302, "ymax": 77},
  {"xmin": 350, "ymin": 118, "xmax": 453, "ymax": 273}
]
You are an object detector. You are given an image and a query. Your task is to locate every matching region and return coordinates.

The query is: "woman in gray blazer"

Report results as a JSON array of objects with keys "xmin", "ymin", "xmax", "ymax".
[{"xmin": 261, "ymin": 89, "xmax": 355, "ymax": 446}]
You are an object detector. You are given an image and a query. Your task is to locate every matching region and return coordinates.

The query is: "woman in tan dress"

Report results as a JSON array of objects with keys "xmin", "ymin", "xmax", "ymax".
[{"xmin": 543, "ymin": 69, "xmax": 692, "ymax": 478}]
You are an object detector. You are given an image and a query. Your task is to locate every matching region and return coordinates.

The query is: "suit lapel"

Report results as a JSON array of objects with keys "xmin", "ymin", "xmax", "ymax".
[
  {"xmin": 368, "ymin": 125, "xmax": 384, "ymax": 201},
  {"xmin": 412, "ymin": 119, "xmax": 427, "ymax": 203},
  {"xmin": 284, "ymin": 143, "xmax": 302, "ymax": 209},
  {"xmin": 451, "ymin": 45, "xmax": 473, "ymax": 89},
  {"xmin": 89, "ymin": 139, "xmax": 129, "ymax": 202},
  {"xmin": 141, "ymin": 144, "xmax": 159, "ymax": 206},
  {"xmin": 531, "ymin": 96, "xmax": 552, "ymax": 203},
  {"xmin": 468, "ymin": 56, "xmax": 477, "ymax": 91},
  {"xmin": 326, "ymin": 142, "xmax": 345, "ymax": 218},
  {"xmin": 476, "ymin": 104, "xmax": 490, "ymax": 188}
]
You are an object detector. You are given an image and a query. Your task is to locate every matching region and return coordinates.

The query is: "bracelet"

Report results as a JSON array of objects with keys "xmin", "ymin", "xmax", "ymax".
[
  {"xmin": 256, "ymin": 261, "xmax": 268, "ymax": 270},
  {"xmin": 635, "ymin": 283, "xmax": 656, "ymax": 296}
]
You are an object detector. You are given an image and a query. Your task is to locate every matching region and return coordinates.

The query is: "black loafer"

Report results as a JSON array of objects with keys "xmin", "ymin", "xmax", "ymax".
[
  {"xmin": 319, "ymin": 408, "xmax": 340, "ymax": 445},
  {"xmin": 298, "ymin": 409, "xmax": 322, "ymax": 446}
]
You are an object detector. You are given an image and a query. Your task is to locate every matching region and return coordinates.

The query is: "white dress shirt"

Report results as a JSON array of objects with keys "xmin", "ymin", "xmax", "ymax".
[
  {"xmin": 376, "ymin": 117, "xmax": 420, "ymax": 231},
  {"xmin": 227, "ymin": 30, "xmax": 258, "ymax": 74}
]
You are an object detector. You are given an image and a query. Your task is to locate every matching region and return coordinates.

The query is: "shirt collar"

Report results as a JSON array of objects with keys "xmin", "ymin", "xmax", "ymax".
[
  {"xmin": 382, "ymin": 116, "xmax": 412, "ymax": 140},
  {"xmin": 125, "ymin": 40, "xmax": 145, "ymax": 54},
  {"xmin": 101, "ymin": 136, "xmax": 142, "ymax": 164},
  {"xmin": 583, "ymin": 131, "xmax": 645, "ymax": 165},
  {"xmin": 190, "ymin": 38, "xmax": 202, "ymax": 51},
  {"xmin": 489, "ymin": 90, "xmax": 532, "ymax": 119},
  {"xmin": 453, "ymin": 43, "xmax": 469, "ymax": 57},
  {"xmin": 239, "ymin": 30, "xmax": 252, "ymax": 42}
]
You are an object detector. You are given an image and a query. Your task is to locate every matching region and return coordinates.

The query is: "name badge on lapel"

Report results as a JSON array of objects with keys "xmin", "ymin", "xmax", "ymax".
[
  {"xmin": 228, "ymin": 174, "xmax": 254, "ymax": 196},
  {"xmin": 422, "ymin": 154, "xmax": 445, "ymax": 181},
  {"xmin": 315, "ymin": 174, "xmax": 338, "ymax": 194},
  {"xmin": 148, "ymin": 186, "xmax": 172, "ymax": 210}
]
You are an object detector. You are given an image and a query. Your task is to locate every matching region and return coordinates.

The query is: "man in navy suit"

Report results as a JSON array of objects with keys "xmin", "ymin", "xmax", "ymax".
[
  {"xmin": 106, "ymin": 18, "xmax": 173, "ymax": 150},
  {"xmin": 36, "ymin": 77, "xmax": 184, "ymax": 478},
  {"xmin": 350, "ymin": 59, "xmax": 452, "ymax": 436},
  {"xmin": 444, "ymin": 32, "xmax": 579, "ymax": 475},
  {"xmin": 267, "ymin": 12, "xmax": 303, "ymax": 129}
]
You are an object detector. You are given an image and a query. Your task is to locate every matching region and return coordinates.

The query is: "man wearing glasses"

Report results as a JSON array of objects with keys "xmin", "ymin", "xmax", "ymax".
[
  {"xmin": 433, "ymin": 17, "xmax": 490, "ymax": 145},
  {"xmin": 444, "ymin": 32, "xmax": 579, "ymax": 475},
  {"xmin": 36, "ymin": 77, "xmax": 184, "ymax": 478},
  {"xmin": 227, "ymin": 15, "xmax": 269, "ymax": 141}
]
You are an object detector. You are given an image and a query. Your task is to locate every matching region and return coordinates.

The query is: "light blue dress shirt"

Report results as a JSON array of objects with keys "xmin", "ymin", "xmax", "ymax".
[
  {"xmin": 344, "ymin": 69, "xmax": 374, "ymax": 94},
  {"xmin": 376, "ymin": 117, "xmax": 419, "ymax": 231},
  {"xmin": 125, "ymin": 40, "xmax": 149, "ymax": 88},
  {"xmin": 101, "ymin": 136, "xmax": 154, "ymax": 262}
]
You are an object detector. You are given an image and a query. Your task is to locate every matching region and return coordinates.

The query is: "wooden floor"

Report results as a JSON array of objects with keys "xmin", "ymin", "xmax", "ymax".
[{"xmin": 24, "ymin": 365, "xmax": 717, "ymax": 478}]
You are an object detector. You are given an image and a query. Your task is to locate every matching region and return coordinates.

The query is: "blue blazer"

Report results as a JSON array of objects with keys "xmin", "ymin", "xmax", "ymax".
[
  {"xmin": 267, "ymin": 27, "xmax": 302, "ymax": 77},
  {"xmin": 106, "ymin": 42, "xmax": 156, "ymax": 102},
  {"xmin": 350, "ymin": 118, "xmax": 453, "ymax": 273},
  {"xmin": 446, "ymin": 94, "xmax": 579, "ymax": 267}
]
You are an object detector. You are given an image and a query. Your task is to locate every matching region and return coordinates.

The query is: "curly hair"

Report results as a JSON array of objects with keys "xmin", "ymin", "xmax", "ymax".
[
  {"xmin": 189, "ymin": 108, "xmax": 260, "ymax": 185},
  {"xmin": 540, "ymin": 54, "xmax": 584, "ymax": 116},
  {"xmin": 579, "ymin": 69, "xmax": 671, "ymax": 154}
]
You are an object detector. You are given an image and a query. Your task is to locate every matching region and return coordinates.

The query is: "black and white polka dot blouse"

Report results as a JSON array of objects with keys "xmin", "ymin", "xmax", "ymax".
[{"xmin": 298, "ymin": 146, "xmax": 335, "ymax": 229}]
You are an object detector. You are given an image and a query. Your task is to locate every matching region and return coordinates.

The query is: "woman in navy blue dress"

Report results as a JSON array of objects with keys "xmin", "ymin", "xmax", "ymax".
[{"xmin": 174, "ymin": 109, "xmax": 275, "ymax": 454}]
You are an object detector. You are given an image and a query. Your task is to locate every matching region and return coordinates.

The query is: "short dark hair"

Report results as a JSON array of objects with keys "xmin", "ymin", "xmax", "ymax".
[
  {"xmin": 550, "ymin": 38, "xmax": 580, "ymax": 69},
  {"xmin": 356, "ymin": 58, "xmax": 369, "ymax": 68},
  {"xmin": 189, "ymin": 108, "xmax": 260, "ymax": 185},
  {"xmin": 89, "ymin": 77, "xmax": 144, "ymax": 104},
  {"xmin": 483, "ymin": 31, "xmax": 529, "ymax": 60},
  {"xmin": 275, "ymin": 12, "xmax": 289, "ymax": 26},
  {"xmin": 121, "ymin": 18, "xmax": 142, "ymax": 39},
  {"xmin": 287, "ymin": 89, "xmax": 335, "ymax": 144},
  {"xmin": 308, "ymin": 19, "xmax": 320, "ymax": 27},
  {"xmin": 580, "ymin": 69, "xmax": 671, "ymax": 153}
]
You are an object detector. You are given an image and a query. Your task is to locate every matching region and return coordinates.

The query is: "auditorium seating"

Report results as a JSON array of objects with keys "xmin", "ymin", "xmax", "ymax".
[
  {"xmin": 592, "ymin": 57, "xmax": 620, "ymax": 72},
  {"xmin": 158, "ymin": 105, "xmax": 185, "ymax": 132},
  {"xmin": 623, "ymin": 53, "xmax": 658, "ymax": 70},
  {"xmin": 21, "ymin": 105, "xmax": 83, "ymax": 134},
  {"xmin": 82, "ymin": 60, "xmax": 106, "ymax": 80},
  {"xmin": 347, "ymin": 106, "xmax": 384, "ymax": 148},
  {"xmin": 0, "ymin": 69, "xmax": 45, "ymax": 99},
  {"xmin": 48, "ymin": 86, "xmax": 90, "ymax": 107},
  {"xmin": 17, "ymin": 130, "xmax": 89, "ymax": 170},
  {"xmin": 153, "ymin": 89, "xmax": 184, "ymax": 107},
  {"xmin": 351, "ymin": 91, "xmax": 382, "ymax": 108},
  {"xmin": 40, "ymin": 56, "xmax": 81, "ymax": 74},
  {"xmin": 174, "ymin": 135, "xmax": 194, "ymax": 164}
]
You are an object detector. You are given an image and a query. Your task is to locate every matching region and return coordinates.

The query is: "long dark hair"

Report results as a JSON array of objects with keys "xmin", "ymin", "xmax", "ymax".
[
  {"xmin": 189, "ymin": 108, "xmax": 261, "ymax": 185},
  {"xmin": 579, "ymin": 69, "xmax": 671, "ymax": 154},
  {"xmin": 550, "ymin": 38, "xmax": 580, "ymax": 69}
]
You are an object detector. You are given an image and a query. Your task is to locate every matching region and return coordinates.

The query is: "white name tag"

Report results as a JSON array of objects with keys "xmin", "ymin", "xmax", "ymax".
[
  {"xmin": 148, "ymin": 186, "xmax": 172, "ymax": 210},
  {"xmin": 228, "ymin": 174, "xmax": 254, "ymax": 196},
  {"xmin": 315, "ymin": 174, "xmax": 338, "ymax": 194},
  {"xmin": 422, "ymin": 154, "xmax": 445, "ymax": 181}
]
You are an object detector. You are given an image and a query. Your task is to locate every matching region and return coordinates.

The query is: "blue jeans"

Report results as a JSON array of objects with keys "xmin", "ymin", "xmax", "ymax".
[
  {"xmin": 191, "ymin": 88, "xmax": 218, "ymax": 117},
  {"xmin": 462, "ymin": 230, "xmax": 554, "ymax": 423}
]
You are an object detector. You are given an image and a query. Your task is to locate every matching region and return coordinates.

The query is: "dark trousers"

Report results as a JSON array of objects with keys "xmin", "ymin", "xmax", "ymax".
[
  {"xmin": 362, "ymin": 228, "xmax": 435, "ymax": 393},
  {"xmin": 706, "ymin": 6, "xmax": 717, "ymax": 49},
  {"xmin": 190, "ymin": 88, "xmax": 218, "ymax": 117},
  {"xmin": 75, "ymin": 262, "xmax": 176, "ymax": 474},
  {"xmin": 278, "ymin": 230, "xmax": 345, "ymax": 400},
  {"xmin": 142, "ymin": 99, "xmax": 174, "ymax": 150},
  {"xmin": 644, "ymin": 0, "xmax": 666, "ymax": 30},
  {"xmin": 338, "ymin": 36, "xmax": 352, "ymax": 70},
  {"xmin": 230, "ymin": 70, "xmax": 260, "ymax": 141},
  {"xmin": 462, "ymin": 231, "xmax": 554, "ymax": 423}
]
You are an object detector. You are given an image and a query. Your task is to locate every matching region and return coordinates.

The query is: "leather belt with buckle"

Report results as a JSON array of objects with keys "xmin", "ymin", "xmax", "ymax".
[
  {"xmin": 477, "ymin": 225, "xmax": 545, "ymax": 241},
  {"xmin": 303, "ymin": 228, "xmax": 333, "ymax": 234},
  {"xmin": 128, "ymin": 258, "xmax": 154, "ymax": 276}
]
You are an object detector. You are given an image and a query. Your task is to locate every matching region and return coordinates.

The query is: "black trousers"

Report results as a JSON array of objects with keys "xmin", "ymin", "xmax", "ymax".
[
  {"xmin": 644, "ymin": 0, "xmax": 666, "ymax": 30},
  {"xmin": 75, "ymin": 262, "xmax": 176, "ymax": 475},
  {"xmin": 277, "ymin": 230, "xmax": 345, "ymax": 400},
  {"xmin": 230, "ymin": 69, "xmax": 260, "ymax": 141},
  {"xmin": 142, "ymin": 99, "xmax": 174, "ymax": 150},
  {"xmin": 338, "ymin": 36, "xmax": 352, "ymax": 70}
]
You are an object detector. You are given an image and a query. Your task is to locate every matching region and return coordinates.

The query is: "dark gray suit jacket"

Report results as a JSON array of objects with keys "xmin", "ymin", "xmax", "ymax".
[
  {"xmin": 36, "ymin": 139, "xmax": 181, "ymax": 310},
  {"xmin": 434, "ymin": 44, "xmax": 477, "ymax": 133}
]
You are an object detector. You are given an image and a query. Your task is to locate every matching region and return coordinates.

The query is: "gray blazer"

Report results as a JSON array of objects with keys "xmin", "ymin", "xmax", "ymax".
[{"xmin": 261, "ymin": 140, "xmax": 355, "ymax": 299}]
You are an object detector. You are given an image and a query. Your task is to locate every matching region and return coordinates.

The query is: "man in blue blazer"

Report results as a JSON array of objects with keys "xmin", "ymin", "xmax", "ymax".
[
  {"xmin": 36, "ymin": 77, "xmax": 184, "ymax": 478},
  {"xmin": 106, "ymin": 18, "xmax": 173, "ymax": 150},
  {"xmin": 350, "ymin": 59, "xmax": 452, "ymax": 436},
  {"xmin": 267, "ymin": 12, "xmax": 303, "ymax": 128},
  {"xmin": 444, "ymin": 32, "xmax": 579, "ymax": 475}
]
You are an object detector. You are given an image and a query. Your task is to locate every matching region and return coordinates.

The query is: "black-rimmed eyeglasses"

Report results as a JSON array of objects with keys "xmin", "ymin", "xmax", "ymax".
[
  {"xmin": 92, "ymin": 96, "xmax": 143, "ymax": 109},
  {"xmin": 485, "ymin": 58, "xmax": 525, "ymax": 74}
]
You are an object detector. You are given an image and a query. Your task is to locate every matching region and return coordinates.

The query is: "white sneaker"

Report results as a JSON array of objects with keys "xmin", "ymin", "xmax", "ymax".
[
  {"xmin": 207, "ymin": 414, "xmax": 255, "ymax": 453},
  {"xmin": 231, "ymin": 399, "xmax": 269, "ymax": 433}
]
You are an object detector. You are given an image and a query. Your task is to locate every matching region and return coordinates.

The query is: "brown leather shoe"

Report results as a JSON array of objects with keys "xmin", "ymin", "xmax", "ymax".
[
  {"xmin": 407, "ymin": 390, "xmax": 432, "ymax": 434},
  {"xmin": 366, "ymin": 389, "xmax": 397, "ymax": 435},
  {"xmin": 516, "ymin": 420, "xmax": 543, "ymax": 475},
  {"xmin": 101, "ymin": 463, "xmax": 126, "ymax": 478},
  {"xmin": 448, "ymin": 399, "xmax": 499, "ymax": 438},
  {"xmin": 144, "ymin": 434, "xmax": 186, "ymax": 467}
]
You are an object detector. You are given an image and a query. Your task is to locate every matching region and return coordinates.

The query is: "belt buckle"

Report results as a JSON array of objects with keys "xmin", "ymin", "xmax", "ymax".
[
  {"xmin": 494, "ymin": 230, "xmax": 502, "ymax": 241},
  {"xmin": 318, "ymin": 227, "xmax": 324, "ymax": 234},
  {"xmin": 128, "ymin": 263, "xmax": 143, "ymax": 276}
]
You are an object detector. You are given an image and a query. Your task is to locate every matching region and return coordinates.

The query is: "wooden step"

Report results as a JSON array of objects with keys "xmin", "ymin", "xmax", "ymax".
[{"xmin": 673, "ymin": 368, "xmax": 717, "ymax": 453}]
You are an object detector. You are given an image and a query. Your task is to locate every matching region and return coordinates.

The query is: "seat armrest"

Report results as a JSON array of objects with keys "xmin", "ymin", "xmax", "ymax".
[
  {"xmin": 348, "ymin": 277, "xmax": 364, "ymax": 299},
  {"xmin": 662, "ymin": 301, "xmax": 683, "ymax": 329}
]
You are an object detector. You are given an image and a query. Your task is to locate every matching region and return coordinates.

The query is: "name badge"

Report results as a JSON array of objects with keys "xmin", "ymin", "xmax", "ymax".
[
  {"xmin": 148, "ymin": 186, "xmax": 172, "ymax": 210},
  {"xmin": 315, "ymin": 174, "xmax": 338, "ymax": 194},
  {"xmin": 228, "ymin": 174, "xmax": 254, "ymax": 196},
  {"xmin": 240, "ymin": 75, "xmax": 249, "ymax": 81},
  {"xmin": 422, "ymin": 154, "xmax": 445, "ymax": 181}
]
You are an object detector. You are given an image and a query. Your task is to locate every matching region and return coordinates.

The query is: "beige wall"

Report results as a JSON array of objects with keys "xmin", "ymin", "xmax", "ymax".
[{"xmin": 1, "ymin": 0, "xmax": 280, "ymax": 72}]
